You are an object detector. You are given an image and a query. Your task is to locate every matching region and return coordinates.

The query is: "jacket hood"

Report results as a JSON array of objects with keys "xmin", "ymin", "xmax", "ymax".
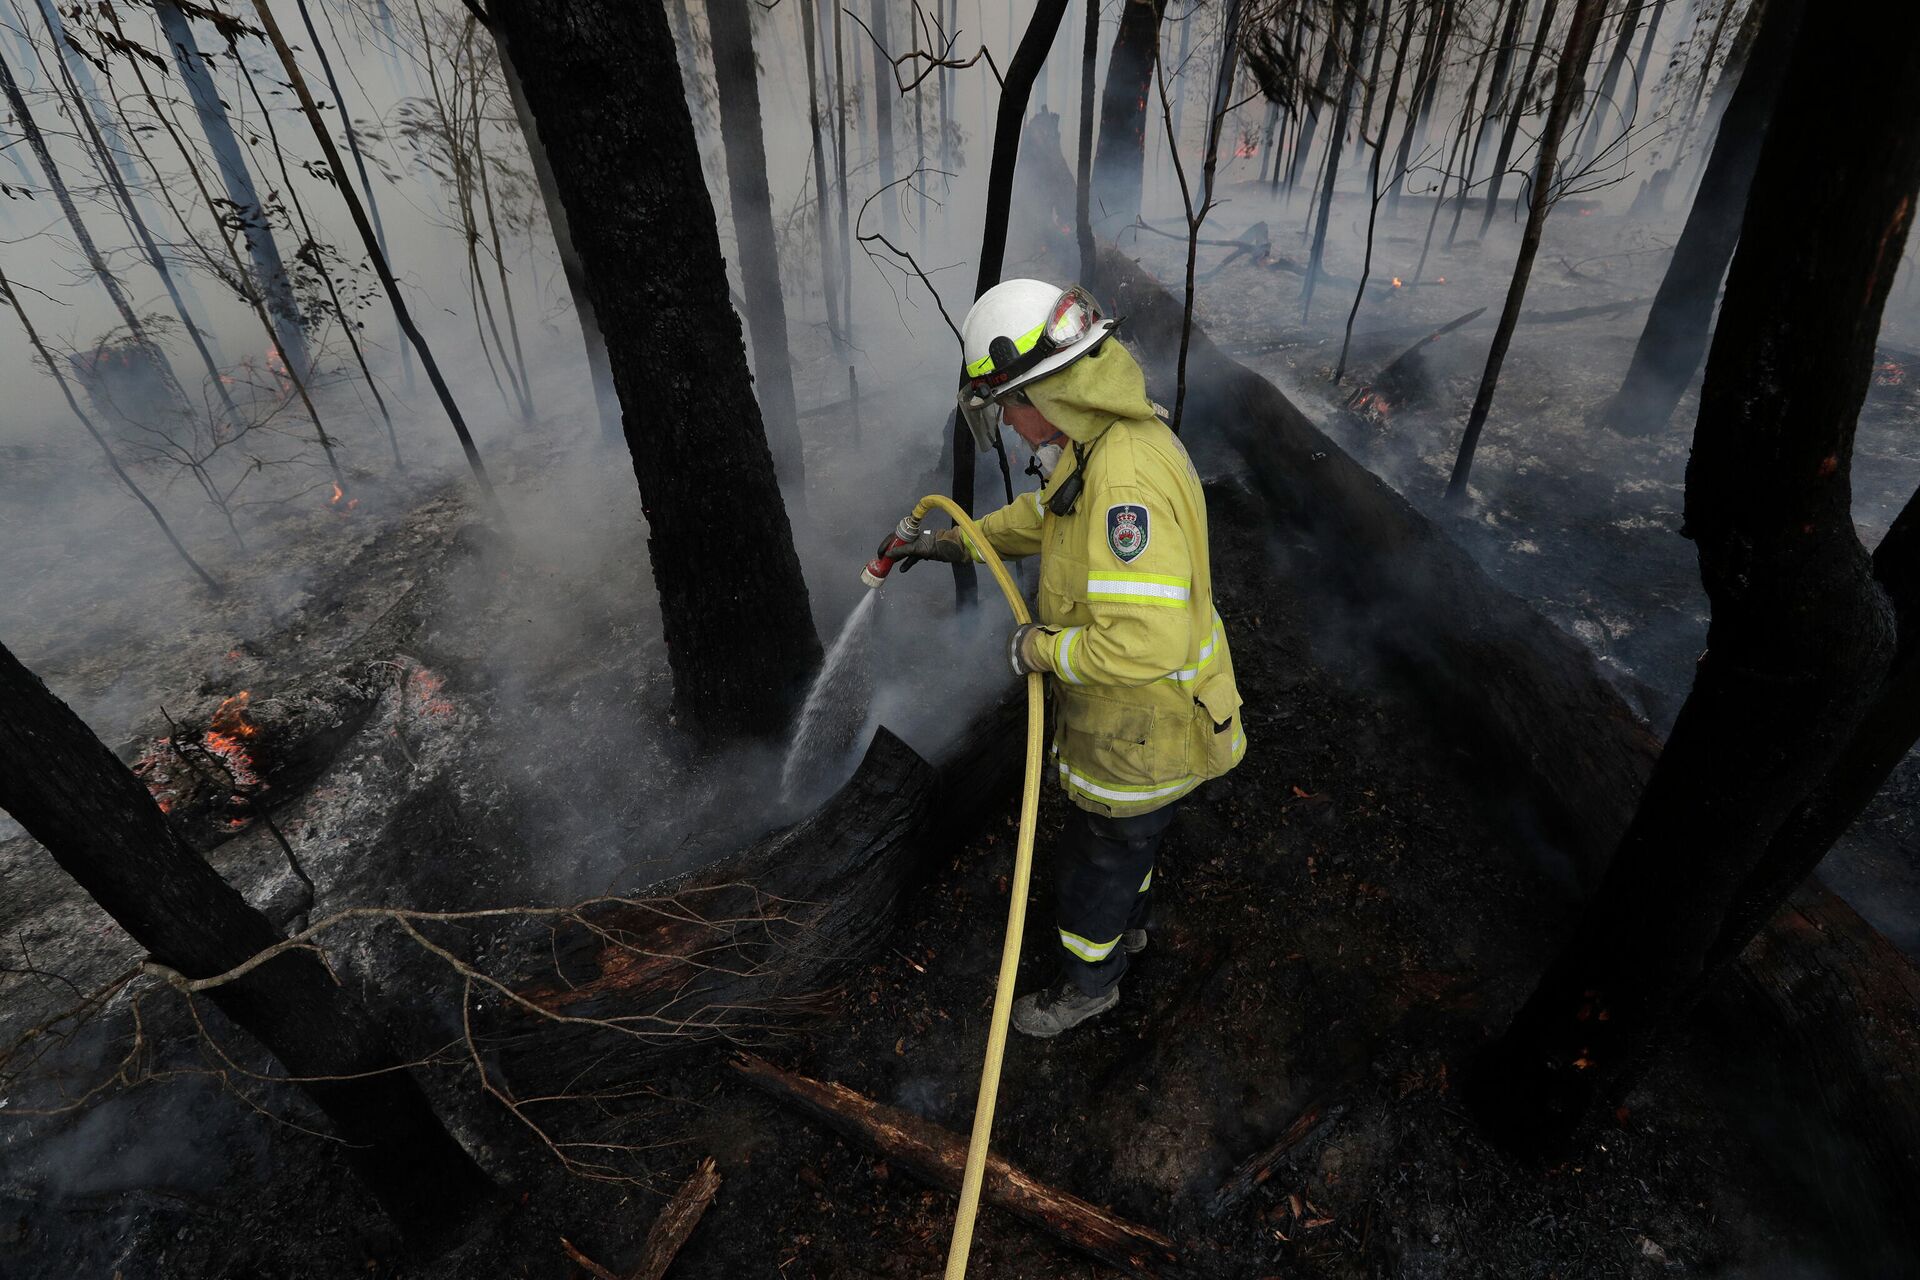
[{"xmin": 1022, "ymin": 337, "xmax": 1158, "ymax": 444}]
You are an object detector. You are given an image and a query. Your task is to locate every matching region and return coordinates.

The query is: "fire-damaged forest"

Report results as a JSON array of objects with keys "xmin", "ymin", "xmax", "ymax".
[{"xmin": 2, "ymin": 0, "xmax": 1918, "ymax": 1275}]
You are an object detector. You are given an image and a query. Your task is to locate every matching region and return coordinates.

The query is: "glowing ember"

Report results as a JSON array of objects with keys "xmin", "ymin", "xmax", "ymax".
[
  {"xmin": 1437, "ymin": 276, "xmax": 1446, "ymax": 284},
  {"xmin": 1876, "ymin": 359, "xmax": 1907, "ymax": 386},
  {"xmin": 132, "ymin": 690, "xmax": 265, "ymax": 813},
  {"xmin": 410, "ymin": 667, "xmax": 456, "ymax": 719}
]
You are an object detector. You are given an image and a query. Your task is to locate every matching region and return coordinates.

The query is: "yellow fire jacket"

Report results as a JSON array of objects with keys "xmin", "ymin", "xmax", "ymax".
[{"xmin": 968, "ymin": 338, "xmax": 1246, "ymax": 817}]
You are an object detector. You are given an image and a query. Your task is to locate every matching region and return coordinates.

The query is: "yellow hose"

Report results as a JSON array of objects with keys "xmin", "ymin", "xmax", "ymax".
[{"xmin": 905, "ymin": 494, "xmax": 1045, "ymax": 1280}]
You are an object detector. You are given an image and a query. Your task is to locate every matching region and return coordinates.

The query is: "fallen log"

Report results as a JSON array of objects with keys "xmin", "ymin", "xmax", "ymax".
[
  {"xmin": 630, "ymin": 1156, "xmax": 721, "ymax": 1280},
  {"xmin": 1100, "ymin": 245, "xmax": 1920, "ymax": 1240},
  {"xmin": 1346, "ymin": 306, "xmax": 1488, "ymax": 413},
  {"xmin": 1209, "ymin": 1098, "xmax": 1348, "ymax": 1219},
  {"xmin": 730, "ymin": 1053, "xmax": 1186, "ymax": 1278}
]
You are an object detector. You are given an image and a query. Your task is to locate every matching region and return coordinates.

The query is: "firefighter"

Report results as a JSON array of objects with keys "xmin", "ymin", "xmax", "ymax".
[{"xmin": 888, "ymin": 279, "xmax": 1246, "ymax": 1036}]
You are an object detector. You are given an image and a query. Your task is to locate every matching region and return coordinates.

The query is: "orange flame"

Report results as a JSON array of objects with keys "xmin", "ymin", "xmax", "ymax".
[{"xmin": 1391, "ymin": 277, "xmax": 1403, "ymax": 288}]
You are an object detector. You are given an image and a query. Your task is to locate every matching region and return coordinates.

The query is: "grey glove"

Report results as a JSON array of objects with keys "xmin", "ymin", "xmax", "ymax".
[
  {"xmin": 1010, "ymin": 623, "xmax": 1057, "ymax": 677},
  {"xmin": 883, "ymin": 527, "xmax": 971, "ymax": 570}
]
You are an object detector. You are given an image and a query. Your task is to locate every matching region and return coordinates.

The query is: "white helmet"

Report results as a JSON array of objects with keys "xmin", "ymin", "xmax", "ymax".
[{"xmin": 957, "ymin": 279, "xmax": 1117, "ymax": 451}]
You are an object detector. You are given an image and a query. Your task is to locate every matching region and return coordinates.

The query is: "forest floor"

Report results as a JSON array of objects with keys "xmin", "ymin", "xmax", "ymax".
[
  {"xmin": 1118, "ymin": 177, "xmax": 1920, "ymax": 958},
  {"xmin": 2, "ymin": 179, "xmax": 1909, "ymax": 1277}
]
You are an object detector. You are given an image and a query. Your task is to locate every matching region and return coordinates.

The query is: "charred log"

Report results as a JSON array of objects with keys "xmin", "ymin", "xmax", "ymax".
[{"xmin": 731, "ymin": 1053, "xmax": 1186, "ymax": 1277}]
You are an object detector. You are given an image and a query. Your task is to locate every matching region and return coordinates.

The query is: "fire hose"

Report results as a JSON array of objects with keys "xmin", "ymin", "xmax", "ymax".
[{"xmin": 864, "ymin": 493, "xmax": 1043, "ymax": 1280}]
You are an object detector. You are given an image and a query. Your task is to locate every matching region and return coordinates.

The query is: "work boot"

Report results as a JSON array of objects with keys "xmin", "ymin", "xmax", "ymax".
[
  {"xmin": 1011, "ymin": 979, "xmax": 1119, "ymax": 1038},
  {"xmin": 1122, "ymin": 927, "xmax": 1148, "ymax": 955}
]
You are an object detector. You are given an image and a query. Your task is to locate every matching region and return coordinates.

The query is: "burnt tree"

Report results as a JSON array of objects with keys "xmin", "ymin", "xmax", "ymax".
[
  {"xmin": 1468, "ymin": 0, "xmax": 1920, "ymax": 1152},
  {"xmin": 948, "ymin": 0, "xmax": 1068, "ymax": 603},
  {"xmin": 1444, "ymin": 0, "xmax": 1605, "ymax": 500},
  {"xmin": 0, "ymin": 642, "xmax": 493, "ymax": 1245},
  {"xmin": 484, "ymin": 0, "xmax": 822, "ymax": 738},
  {"xmin": 1091, "ymin": 0, "xmax": 1170, "ymax": 230},
  {"xmin": 1477, "ymin": 0, "xmax": 1559, "ymax": 239},
  {"xmin": 707, "ymin": 0, "xmax": 806, "ymax": 490},
  {"xmin": 1594, "ymin": 0, "xmax": 1804, "ymax": 436},
  {"xmin": 1300, "ymin": 0, "xmax": 1366, "ymax": 320}
]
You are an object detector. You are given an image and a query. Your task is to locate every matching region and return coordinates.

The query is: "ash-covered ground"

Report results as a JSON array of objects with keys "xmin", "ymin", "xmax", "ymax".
[
  {"xmin": 1122, "ymin": 177, "xmax": 1920, "ymax": 958},
  {"xmin": 3, "ymin": 158, "xmax": 1914, "ymax": 1278}
]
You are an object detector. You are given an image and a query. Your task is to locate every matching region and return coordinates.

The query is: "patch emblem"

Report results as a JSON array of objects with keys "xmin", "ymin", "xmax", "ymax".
[{"xmin": 1107, "ymin": 503, "xmax": 1149, "ymax": 563}]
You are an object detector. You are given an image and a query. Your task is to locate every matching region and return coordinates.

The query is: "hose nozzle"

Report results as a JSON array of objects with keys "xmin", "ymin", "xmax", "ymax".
[{"xmin": 861, "ymin": 513, "xmax": 922, "ymax": 588}]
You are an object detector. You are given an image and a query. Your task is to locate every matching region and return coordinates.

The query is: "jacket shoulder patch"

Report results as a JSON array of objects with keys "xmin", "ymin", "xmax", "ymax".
[{"xmin": 1107, "ymin": 503, "xmax": 1149, "ymax": 563}]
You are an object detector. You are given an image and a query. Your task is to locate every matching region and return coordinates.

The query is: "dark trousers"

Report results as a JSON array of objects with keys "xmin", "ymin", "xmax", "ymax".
[{"xmin": 1054, "ymin": 798, "xmax": 1183, "ymax": 995}]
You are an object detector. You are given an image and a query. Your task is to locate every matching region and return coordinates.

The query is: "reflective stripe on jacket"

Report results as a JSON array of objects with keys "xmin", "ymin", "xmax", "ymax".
[{"xmin": 969, "ymin": 340, "xmax": 1246, "ymax": 817}]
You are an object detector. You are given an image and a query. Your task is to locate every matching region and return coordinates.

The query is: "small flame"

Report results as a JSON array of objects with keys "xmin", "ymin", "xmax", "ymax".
[
  {"xmin": 1391, "ymin": 277, "xmax": 1403, "ymax": 289},
  {"xmin": 327, "ymin": 482, "xmax": 360, "ymax": 513},
  {"xmin": 1437, "ymin": 276, "xmax": 1446, "ymax": 284}
]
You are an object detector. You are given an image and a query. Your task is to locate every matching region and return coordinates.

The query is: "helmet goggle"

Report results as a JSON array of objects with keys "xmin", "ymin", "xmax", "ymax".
[{"xmin": 957, "ymin": 285, "xmax": 1106, "ymax": 451}]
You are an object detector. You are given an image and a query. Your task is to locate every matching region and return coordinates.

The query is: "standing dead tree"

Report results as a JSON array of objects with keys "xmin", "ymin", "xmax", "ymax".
[
  {"xmin": 0, "ymin": 45, "xmax": 195, "ymax": 421},
  {"xmin": 397, "ymin": 3, "xmax": 533, "ymax": 421},
  {"xmin": 233, "ymin": 55, "xmax": 403, "ymax": 469},
  {"xmin": 708, "ymin": 0, "xmax": 806, "ymax": 491},
  {"xmin": 1468, "ymin": 0, "xmax": 1920, "ymax": 1154},
  {"xmin": 22, "ymin": 0, "xmax": 239, "ymax": 422},
  {"xmin": 1334, "ymin": 0, "xmax": 1417, "ymax": 382},
  {"xmin": 244, "ymin": 0, "xmax": 499, "ymax": 503},
  {"xmin": 1154, "ymin": 0, "xmax": 1247, "ymax": 432},
  {"xmin": 291, "ymin": 0, "xmax": 414, "ymax": 393},
  {"xmin": 1444, "ymin": 0, "xmax": 1605, "ymax": 501},
  {"xmin": 154, "ymin": 0, "xmax": 312, "ymax": 381},
  {"xmin": 0, "ymin": 264, "xmax": 221, "ymax": 592},
  {"xmin": 1477, "ymin": 0, "xmax": 1560, "ymax": 239},
  {"xmin": 948, "ymin": 0, "xmax": 1067, "ymax": 606},
  {"xmin": 0, "ymin": 640, "xmax": 495, "ymax": 1245},
  {"xmin": 88, "ymin": 3, "xmax": 346, "ymax": 495},
  {"xmin": 1300, "ymin": 0, "xmax": 1366, "ymax": 320},
  {"xmin": 482, "ymin": 0, "xmax": 822, "ymax": 738},
  {"xmin": 1593, "ymin": 0, "xmax": 1803, "ymax": 435},
  {"xmin": 1091, "ymin": 0, "xmax": 1171, "ymax": 231}
]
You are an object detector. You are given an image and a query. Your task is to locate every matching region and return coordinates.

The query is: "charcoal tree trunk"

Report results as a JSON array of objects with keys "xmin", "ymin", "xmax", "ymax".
[
  {"xmin": 1091, "ymin": 0, "xmax": 1170, "ymax": 230},
  {"xmin": 486, "ymin": 0, "xmax": 822, "ymax": 739},
  {"xmin": 1300, "ymin": 4, "xmax": 1366, "ymax": 320},
  {"xmin": 1469, "ymin": 0, "xmax": 1920, "ymax": 1151},
  {"xmin": 0, "ymin": 643, "xmax": 493, "ymax": 1245},
  {"xmin": 950, "ymin": 0, "xmax": 1069, "ymax": 598},
  {"xmin": 1445, "ymin": 0, "xmax": 1605, "ymax": 499},
  {"xmin": 1285, "ymin": 6, "xmax": 1343, "ymax": 192},
  {"xmin": 708, "ymin": 0, "xmax": 805, "ymax": 490},
  {"xmin": 1477, "ymin": 0, "xmax": 1559, "ymax": 239},
  {"xmin": 155, "ymin": 1, "xmax": 311, "ymax": 380},
  {"xmin": 867, "ymin": 0, "xmax": 899, "ymax": 239},
  {"xmin": 498, "ymin": 44, "xmax": 623, "ymax": 441},
  {"xmin": 1594, "ymin": 0, "xmax": 1803, "ymax": 436}
]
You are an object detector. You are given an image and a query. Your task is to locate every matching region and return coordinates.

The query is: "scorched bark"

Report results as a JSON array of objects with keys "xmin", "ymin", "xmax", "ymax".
[
  {"xmin": 1470, "ymin": 0, "xmax": 1920, "ymax": 1150},
  {"xmin": 484, "ymin": 0, "xmax": 822, "ymax": 739}
]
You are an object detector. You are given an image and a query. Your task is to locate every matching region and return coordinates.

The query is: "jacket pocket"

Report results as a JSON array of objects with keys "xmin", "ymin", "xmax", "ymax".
[
  {"xmin": 1188, "ymin": 671, "xmax": 1244, "ymax": 778},
  {"xmin": 1057, "ymin": 688, "xmax": 1164, "ymax": 789}
]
